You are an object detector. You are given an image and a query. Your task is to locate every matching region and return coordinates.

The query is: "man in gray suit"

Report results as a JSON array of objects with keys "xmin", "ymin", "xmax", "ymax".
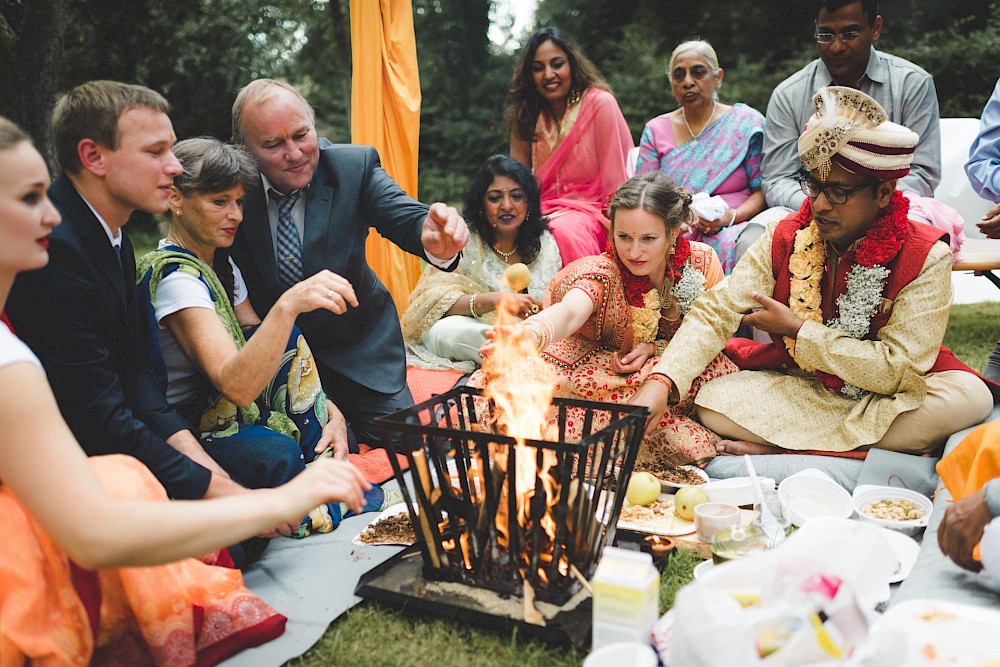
[{"xmin": 231, "ymin": 79, "xmax": 469, "ymax": 448}]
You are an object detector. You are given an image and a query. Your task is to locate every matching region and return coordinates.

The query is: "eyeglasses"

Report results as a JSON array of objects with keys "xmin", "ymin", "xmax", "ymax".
[
  {"xmin": 798, "ymin": 177, "xmax": 875, "ymax": 205},
  {"xmin": 814, "ymin": 24, "xmax": 864, "ymax": 44}
]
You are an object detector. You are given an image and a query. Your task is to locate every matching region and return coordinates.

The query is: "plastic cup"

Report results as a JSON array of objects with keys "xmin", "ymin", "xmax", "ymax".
[
  {"xmin": 584, "ymin": 642, "xmax": 658, "ymax": 667},
  {"xmin": 694, "ymin": 501, "xmax": 741, "ymax": 543}
]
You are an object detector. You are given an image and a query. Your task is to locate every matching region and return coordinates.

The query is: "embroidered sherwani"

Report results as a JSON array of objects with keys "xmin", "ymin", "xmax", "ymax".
[{"xmin": 653, "ymin": 217, "xmax": 954, "ymax": 452}]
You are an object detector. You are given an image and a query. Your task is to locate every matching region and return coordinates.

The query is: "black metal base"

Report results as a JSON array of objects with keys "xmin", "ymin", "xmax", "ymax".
[{"xmin": 355, "ymin": 545, "xmax": 593, "ymax": 649}]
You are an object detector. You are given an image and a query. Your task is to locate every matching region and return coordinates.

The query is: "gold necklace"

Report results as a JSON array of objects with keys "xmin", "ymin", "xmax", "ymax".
[
  {"xmin": 493, "ymin": 244, "xmax": 516, "ymax": 262},
  {"xmin": 681, "ymin": 99, "xmax": 717, "ymax": 145}
]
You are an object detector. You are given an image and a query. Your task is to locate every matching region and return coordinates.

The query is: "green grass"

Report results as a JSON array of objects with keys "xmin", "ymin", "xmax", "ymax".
[
  {"xmin": 286, "ymin": 302, "xmax": 998, "ymax": 667},
  {"xmin": 943, "ymin": 302, "xmax": 1000, "ymax": 374},
  {"xmin": 288, "ymin": 549, "xmax": 700, "ymax": 667}
]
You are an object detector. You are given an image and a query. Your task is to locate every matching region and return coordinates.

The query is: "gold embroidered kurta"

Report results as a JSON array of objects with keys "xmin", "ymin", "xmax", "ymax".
[{"xmin": 652, "ymin": 221, "xmax": 953, "ymax": 451}]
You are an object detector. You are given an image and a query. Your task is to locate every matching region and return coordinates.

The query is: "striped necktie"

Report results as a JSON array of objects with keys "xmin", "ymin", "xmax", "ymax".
[{"xmin": 270, "ymin": 188, "xmax": 305, "ymax": 287}]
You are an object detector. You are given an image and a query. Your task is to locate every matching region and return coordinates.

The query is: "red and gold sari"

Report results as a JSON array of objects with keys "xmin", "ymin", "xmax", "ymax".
[
  {"xmin": 0, "ymin": 455, "xmax": 285, "ymax": 666},
  {"xmin": 541, "ymin": 246, "xmax": 734, "ymax": 467}
]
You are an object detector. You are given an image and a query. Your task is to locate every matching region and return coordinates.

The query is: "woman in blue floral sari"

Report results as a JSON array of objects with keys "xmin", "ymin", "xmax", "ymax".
[
  {"xmin": 636, "ymin": 40, "xmax": 765, "ymax": 274},
  {"xmin": 138, "ymin": 137, "xmax": 388, "ymax": 536}
]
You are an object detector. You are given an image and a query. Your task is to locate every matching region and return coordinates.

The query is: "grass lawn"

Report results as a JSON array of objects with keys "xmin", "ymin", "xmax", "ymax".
[{"xmin": 284, "ymin": 302, "xmax": 1000, "ymax": 667}]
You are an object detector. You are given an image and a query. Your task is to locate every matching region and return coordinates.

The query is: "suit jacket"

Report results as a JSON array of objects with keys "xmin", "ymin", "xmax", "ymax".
[
  {"xmin": 6, "ymin": 175, "xmax": 211, "ymax": 499},
  {"xmin": 232, "ymin": 143, "xmax": 454, "ymax": 393}
]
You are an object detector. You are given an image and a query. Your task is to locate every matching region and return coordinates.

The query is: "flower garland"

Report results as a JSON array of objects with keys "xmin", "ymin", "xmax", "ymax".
[
  {"xmin": 611, "ymin": 235, "xmax": 705, "ymax": 345},
  {"xmin": 784, "ymin": 191, "xmax": 908, "ymax": 399}
]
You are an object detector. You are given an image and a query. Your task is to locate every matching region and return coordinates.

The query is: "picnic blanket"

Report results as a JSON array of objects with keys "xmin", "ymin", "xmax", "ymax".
[{"xmin": 218, "ymin": 367, "xmax": 463, "ymax": 666}]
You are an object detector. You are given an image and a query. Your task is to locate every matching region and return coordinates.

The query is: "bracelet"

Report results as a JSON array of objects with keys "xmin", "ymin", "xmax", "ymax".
[
  {"xmin": 523, "ymin": 316, "xmax": 555, "ymax": 351},
  {"xmin": 469, "ymin": 293, "xmax": 480, "ymax": 319},
  {"xmin": 645, "ymin": 373, "xmax": 673, "ymax": 392},
  {"xmin": 726, "ymin": 210, "xmax": 737, "ymax": 227}
]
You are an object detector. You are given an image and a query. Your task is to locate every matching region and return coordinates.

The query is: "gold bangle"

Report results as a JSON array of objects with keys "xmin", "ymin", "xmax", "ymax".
[
  {"xmin": 469, "ymin": 293, "xmax": 480, "ymax": 319},
  {"xmin": 646, "ymin": 373, "xmax": 673, "ymax": 391}
]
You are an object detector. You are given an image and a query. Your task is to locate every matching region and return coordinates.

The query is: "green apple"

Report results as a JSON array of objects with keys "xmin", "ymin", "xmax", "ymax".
[
  {"xmin": 626, "ymin": 471, "xmax": 661, "ymax": 507},
  {"xmin": 674, "ymin": 485, "xmax": 710, "ymax": 520}
]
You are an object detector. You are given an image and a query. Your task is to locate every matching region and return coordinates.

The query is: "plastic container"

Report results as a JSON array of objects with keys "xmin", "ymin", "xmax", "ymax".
[
  {"xmin": 778, "ymin": 469, "xmax": 854, "ymax": 527},
  {"xmin": 703, "ymin": 476, "xmax": 775, "ymax": 507},
  {"xmin": 852, "ymin": 485, "xmax": 933, "ymax": 536},
  {"xmin": 591, "ymin": 546, "xmax": 659, "ymax": 650}
]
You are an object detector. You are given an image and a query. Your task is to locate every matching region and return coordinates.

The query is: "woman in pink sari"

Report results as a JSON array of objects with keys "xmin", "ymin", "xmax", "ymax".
[{"xmin": 507, "ymin": 27, "xmax": 634, "ymax": 264}]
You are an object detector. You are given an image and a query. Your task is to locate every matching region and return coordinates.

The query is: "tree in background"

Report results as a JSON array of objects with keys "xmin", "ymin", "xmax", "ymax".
[{"xmin": 0, "ymin": 0, "xmax": 68, "ymax": 171}]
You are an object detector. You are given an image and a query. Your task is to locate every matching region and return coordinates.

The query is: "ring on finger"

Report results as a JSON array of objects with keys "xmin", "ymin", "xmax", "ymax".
[
  {"xmin": 529, "ymin": 304, "xmax": 539, "ymax": 314},
  {"xmin": 326, "ymin": 290, "xmax": 335, "ymax": 300}
]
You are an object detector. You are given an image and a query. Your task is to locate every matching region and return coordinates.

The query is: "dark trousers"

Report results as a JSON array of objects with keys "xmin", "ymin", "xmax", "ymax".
[{"xmin": 315, "ymin": 359, "xmax": 414, "ymax": 449}]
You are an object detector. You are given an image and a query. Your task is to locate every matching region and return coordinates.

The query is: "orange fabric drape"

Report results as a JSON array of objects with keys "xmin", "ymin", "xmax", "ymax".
[{"xmin": 350, "ymin": 0, "xmax": 423, "ymax": 316}]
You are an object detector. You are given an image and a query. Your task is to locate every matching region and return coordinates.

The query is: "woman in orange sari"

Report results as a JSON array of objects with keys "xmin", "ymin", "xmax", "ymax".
[
  {"xmin": 479, "ymin": 172, "xmax": 737, "ymax": 467},
  {"xmin": 507, "ymin": 27, "xmax": 634, "ymax": 264},
  {"xmin": 0, "ymin": 118, "xmax": 369, "ymax": 666}
]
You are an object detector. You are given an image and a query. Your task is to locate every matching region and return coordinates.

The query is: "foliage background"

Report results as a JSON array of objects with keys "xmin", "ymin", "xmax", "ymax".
[{"xmin": 2, "ymin": 0, "xmax": 1000, "ymax": 209}]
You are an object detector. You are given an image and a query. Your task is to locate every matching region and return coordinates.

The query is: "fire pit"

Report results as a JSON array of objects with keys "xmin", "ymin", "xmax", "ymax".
[{"xmin": 373, "ymin": 385, "xmax": 647, "ymax": 607}]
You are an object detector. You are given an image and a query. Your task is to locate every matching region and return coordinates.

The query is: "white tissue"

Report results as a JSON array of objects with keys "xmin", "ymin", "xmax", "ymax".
[
  {"xmin": 979, "ymin": 516, "xmax": 1000, "ymax": 591},
  {"xmin": 689, "ymin": 192, "xmax": 728, "ymax": 222}
]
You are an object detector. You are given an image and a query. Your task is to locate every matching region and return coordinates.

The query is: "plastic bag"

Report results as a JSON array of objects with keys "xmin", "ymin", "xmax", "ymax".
[{"xmin": 668, "ymin": 520, "xmax": 897, "ymax": 666}]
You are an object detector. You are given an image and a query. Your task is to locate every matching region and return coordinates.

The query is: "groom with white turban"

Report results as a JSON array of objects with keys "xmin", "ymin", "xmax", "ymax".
[{"xmin": 631, "ymin": 87, "xmax": 996, "ymax": 457}]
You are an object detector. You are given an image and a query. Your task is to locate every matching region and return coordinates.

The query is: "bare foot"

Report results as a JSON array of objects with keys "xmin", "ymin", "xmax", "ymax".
[{"xmin": 716, "ymin": 439, "xmax": 785, "ymax": 456}]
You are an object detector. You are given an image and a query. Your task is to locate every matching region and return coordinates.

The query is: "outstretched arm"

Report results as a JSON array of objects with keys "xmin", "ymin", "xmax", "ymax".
[
  {"xmin": 0, "ymin": 361, "xmax": 369, "ymax": 569},
  {"xmin": 163, "ymin": 269, "xmax": 356, "ymax": 407}
]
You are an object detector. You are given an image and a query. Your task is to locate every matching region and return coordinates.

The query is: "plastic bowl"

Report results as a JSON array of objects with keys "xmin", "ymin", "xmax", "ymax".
[
  {"xmin": 852, "ymin": 485, "xmax": 932, "ymax": 536},
  {"xmin": 778, "ymin": 472, "xmax": 854, "ymax": 527},
  {"xmin": 703, "ymin": 476, "xmax": 775, "ymax": 506}
]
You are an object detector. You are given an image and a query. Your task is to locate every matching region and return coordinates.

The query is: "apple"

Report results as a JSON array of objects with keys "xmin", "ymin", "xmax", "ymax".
[
  {"xmin": 674, "ymin": 485, "xmax": 710, "ymax": 521},
  {"xmin": 626, "ymin": 471, "xmax": 661, "ymax": 507},
  {"xmin": 504, "ymin": 262, "xmax": 531, "ymax": 293}
]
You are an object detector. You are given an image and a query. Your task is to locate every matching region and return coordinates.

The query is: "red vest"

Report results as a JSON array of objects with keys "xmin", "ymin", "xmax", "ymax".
[{"xmin": 725, "ymin": 213, "xmax": 999, "ymax": 399}]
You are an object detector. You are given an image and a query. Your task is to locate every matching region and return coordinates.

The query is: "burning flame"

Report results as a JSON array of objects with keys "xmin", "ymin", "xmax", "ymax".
[{"xmin": 481, "ymin": 294, "xmax": 568, "ymax": 589}]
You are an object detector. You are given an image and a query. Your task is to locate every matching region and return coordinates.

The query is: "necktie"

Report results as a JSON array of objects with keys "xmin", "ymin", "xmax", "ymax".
[
  {"xmin": 270, "ymin": 188, "xmax": 305, "ymax": 287},
  {"xmin": 113, "ymin": 244, "xmax": 123, "ymax": 269}
]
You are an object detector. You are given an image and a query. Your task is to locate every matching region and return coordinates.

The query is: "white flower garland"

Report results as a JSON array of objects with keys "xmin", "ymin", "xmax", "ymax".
[
  {"xmin": 671, "ymin": 263, "xmax": 706, "ymax": 315},
  {"xmin": 826, "ymin": 263, "xmax": 890, "ymax": 400}
]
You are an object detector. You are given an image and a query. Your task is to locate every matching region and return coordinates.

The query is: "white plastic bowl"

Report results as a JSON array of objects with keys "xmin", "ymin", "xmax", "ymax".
[
  {"xmin": 703, "ymin": 476, "xmax": 775, "ymax": 506},
  {"xmin": 852, "ymin": 485, "xmax": 932, "ymax": 536},
  {"xmin": 778, "ymin": 470, "xmax": 854, "ymax": 527}
]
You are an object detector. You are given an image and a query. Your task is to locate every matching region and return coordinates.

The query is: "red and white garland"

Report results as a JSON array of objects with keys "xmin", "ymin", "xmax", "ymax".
[{"xmin": 784, "ymin": 191, "xmax": 908, "ymax": 399}]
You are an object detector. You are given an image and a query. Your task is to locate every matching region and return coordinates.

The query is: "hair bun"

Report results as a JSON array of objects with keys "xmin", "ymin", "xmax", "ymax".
[{"xmin": 676, "ymin": 186, "xmax": 693, "ymax": 207}]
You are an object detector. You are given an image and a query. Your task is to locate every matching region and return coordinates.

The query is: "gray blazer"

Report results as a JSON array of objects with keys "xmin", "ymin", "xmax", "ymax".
[{"xmin": 232, "ymin": 143, "xmax": 452, "ymax": 393}]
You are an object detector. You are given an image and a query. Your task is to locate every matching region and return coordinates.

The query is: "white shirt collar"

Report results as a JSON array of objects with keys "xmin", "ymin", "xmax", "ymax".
[{"xmin": 81, "ymin": 196, "xmax": 123, "ymax": 248}]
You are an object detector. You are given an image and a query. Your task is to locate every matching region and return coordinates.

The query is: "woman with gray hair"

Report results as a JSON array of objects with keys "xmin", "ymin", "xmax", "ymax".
[
  {"xmin": 635, "ymin": 40, "xmax": 766, "ymax": 274},
  {"xmin": 137, "ymin": 137, "xmax": 388, "ymax": 537}
]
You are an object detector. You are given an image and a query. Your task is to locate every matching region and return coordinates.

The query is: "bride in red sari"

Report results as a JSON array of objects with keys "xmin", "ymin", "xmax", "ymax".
[
  {"xmin": 507, "ymin": 27, "xmax": 634, "ymax": 264},
  {"xmin": 478, "ymin": 172, "xmax": 737, "ymax": 468},
  {"xmin": 0, "ymin": 118, "xmax": 369, "ymax": 666}
]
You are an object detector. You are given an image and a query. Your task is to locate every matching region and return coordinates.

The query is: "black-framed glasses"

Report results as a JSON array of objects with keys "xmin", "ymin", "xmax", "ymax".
[
  {"xmin": 798, "ymin": 177, "xmax": 875, "ymax": 205},
  {"xmin": 814, "ymin": 23, "xmax": 864, "ymax": 44}
]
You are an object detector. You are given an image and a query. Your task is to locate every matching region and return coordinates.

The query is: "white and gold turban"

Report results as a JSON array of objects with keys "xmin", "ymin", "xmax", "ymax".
[{"xmin": 798, "ymin": 86, "xmax": 918, "ymax": 181}]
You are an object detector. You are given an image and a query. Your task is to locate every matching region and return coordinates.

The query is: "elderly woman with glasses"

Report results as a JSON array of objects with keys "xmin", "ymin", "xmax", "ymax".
[{"xmin": 635, "ymin": 40, "xmax": 766, "ymax": 274}]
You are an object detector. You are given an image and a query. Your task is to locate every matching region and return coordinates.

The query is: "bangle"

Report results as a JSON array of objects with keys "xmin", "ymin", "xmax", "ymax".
[
  {"xmin": 726, "ymin": 210, "xmax": 737, "ymax": 227},
  {"xmin": 523, "ymin": 316, "xmax": 554, "ymax": 351},
  {"xmin": 469, "ymin": 293, "xmax": 480, "ymax": 319},
  {"xmin": 646, "ymin": 373, "xmax": 673, "ymax": 392}
]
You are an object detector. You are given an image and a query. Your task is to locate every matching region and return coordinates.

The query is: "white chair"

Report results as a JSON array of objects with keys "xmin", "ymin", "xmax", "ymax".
[
  {"xmin": 938, "ymin": 118, "xmax": 1000, "ymax": 290},
  {"xmin": 936, "ymin": 118, "xmax": 994, "ymax": 242}
]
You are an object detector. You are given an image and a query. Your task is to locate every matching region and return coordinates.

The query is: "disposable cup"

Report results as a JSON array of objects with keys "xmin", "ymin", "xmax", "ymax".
[
  {"xmin": 584, "ymin": 642, "xmax": 658, "ymax": 667},
  {"xmin": 694, "ymin": 501, "xmax": 741, "ymax": 543}
]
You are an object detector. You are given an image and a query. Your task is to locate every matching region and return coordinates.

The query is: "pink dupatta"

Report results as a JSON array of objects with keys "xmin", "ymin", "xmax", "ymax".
[{"xmin": 533, "ymin": 88, "xmax": 634, "ymax": 262}]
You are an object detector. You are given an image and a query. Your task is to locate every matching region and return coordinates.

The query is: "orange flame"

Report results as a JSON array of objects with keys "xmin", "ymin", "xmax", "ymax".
[{"xmin": 481, "ymin": 294, "xmax": 562, "ymax": 582}]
